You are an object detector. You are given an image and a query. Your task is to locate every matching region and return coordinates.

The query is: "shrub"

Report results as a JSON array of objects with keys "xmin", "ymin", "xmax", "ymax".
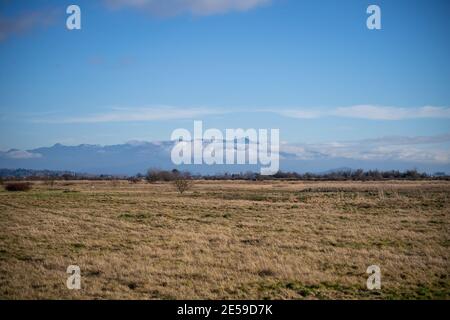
[
  {"xmin": 173, "ymin": 174, "xmax": 193, "ymax": 194},
  {"xmin": 146, "ymin": 169, "xmax": 181, "ymax": 183},
  {"xmin": 4, "ymin": 182, "xmax": 32, "ymax": 192},
  {"xmin": 146, "ymin": 169, "xmax": 164, "ymax": 183}
]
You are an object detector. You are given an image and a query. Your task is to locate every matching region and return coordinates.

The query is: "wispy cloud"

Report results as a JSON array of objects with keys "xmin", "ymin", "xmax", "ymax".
[
  {"xmin": 0, "ymin": 9, "xmax": 58, "ymax": 41},
  {"xmin": 282, "ymin": 134, "xmax": 450, "ymax": 164},
  {"xmin": 0, "ymin": 150, "xmax": 42, "ymax": 159},
  {"xmin": 333, "ymin": 105, "xmax": 450, "ymax": 120},
  {"xmin": 276, "ymin": 105, "xmax": 450, "ymax": 120},
  {"xmin": 104, "ymin": 0, "xmax": 271, "ymax": 17},
  {"xmin": 29, "ymin": 104, "xmax": 450, "ymax": 124},
  {"xmin": 35, "ymin": 106, "xmax": 226, "ymax": 124},
  {"xmin": 357, "ymin": 133, "xmax": 450, "ymax": 146}
]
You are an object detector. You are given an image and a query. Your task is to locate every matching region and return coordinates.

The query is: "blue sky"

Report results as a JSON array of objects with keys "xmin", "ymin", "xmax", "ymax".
[{"xmin": 0, "ymin": 0, "xmax": 449, "ymax": 167}]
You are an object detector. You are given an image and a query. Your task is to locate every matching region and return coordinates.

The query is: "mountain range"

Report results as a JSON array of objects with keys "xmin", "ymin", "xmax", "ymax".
[{"xmin": 0, "ymin": 140, "xmax": 449, "ymax": 175}]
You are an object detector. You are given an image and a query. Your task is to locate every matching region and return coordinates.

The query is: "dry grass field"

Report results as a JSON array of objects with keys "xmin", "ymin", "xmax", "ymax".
[{"xmin": 0, "ymin": 180, "xmax": 449, "ymax": 299}]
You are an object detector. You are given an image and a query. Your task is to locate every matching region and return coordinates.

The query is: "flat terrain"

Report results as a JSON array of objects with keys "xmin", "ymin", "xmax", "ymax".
[{"xmin": 0, "ymin": 180, "xmax": 449, "ymax": 299}]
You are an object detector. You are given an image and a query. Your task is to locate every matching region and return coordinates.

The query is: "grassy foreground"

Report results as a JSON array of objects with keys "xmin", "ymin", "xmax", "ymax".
[{"xmin": 0, "ymin": 180, "xmax": 449, "ymax": 299}]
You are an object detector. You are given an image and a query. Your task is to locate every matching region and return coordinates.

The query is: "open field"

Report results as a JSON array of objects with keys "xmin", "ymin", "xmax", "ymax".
[{"xmin": 0, "ymin": 180, "xmax": 449, "ymax": 299}]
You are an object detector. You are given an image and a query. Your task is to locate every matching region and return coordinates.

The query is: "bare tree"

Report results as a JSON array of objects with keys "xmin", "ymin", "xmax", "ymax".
[{"xmin": 173, "ymin": 173, "xmax": 193, "ymax": 194}]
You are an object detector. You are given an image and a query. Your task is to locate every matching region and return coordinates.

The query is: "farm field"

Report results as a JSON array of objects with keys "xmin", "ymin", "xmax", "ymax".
[{"xmin": 0, "ymin": 180, "xmax": 449, "ymax": 299}]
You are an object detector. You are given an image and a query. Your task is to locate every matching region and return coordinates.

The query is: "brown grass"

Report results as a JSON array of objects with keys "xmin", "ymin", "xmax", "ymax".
[{"xmin": 0, "ymin": 180, "xmax": 448, "ymax": 299}]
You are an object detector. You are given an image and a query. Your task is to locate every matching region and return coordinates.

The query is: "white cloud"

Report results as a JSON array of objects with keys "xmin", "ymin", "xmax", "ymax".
[
  {"xmin": 31, "ymin": 104, "xmax": 450, "ymax": 124},
  {"xmin": 276, "ymin": 105, "xmax": 450, "ymax": 120},
  {"xmin": 333, "ymin": 105, "xmax": 450, "ymax": 120},
  {"xmin": 104, "ymin": 0, "xmax": 271, "ymax": 16},
  {"xmin": 282, "ymin": 134, "xmax": 450, "ymax": 164},
  {"xmin": 36, "ymin": 106, "xmax": 226, "ymax": 123},
  {"xmin": 1, "ymin": 150, "xmax": 42, "ymax": 159},
  {"xmin": 277, "ymin": 109, "xmax": 322, "ymax": 119},
  {"xmin": 357, "ymin": 133, "xmax": 450, "ymax": 145}
]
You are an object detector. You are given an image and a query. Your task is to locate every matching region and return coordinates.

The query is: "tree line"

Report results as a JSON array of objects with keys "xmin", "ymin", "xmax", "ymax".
[
  {"xmin": 140, "ymin": 168, "xmax": 448, "ymax": 181},
  {"xmin": 1, "ymin": 168, "xmax": 449, "ymax": 182}
]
